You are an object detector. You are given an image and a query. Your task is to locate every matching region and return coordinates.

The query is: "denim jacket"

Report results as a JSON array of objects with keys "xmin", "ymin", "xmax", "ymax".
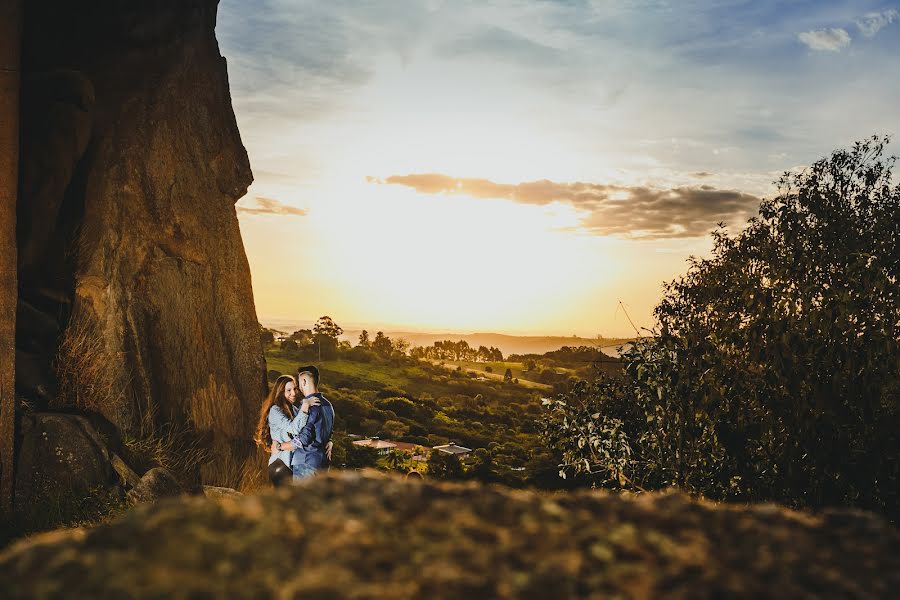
[
  {"xmin": 268, "ymin": 404, "xmax": 308, "ymax": 466},
  {"xmin": 289, "ymin": 394, "xmax": 334, "ymax": 471}
]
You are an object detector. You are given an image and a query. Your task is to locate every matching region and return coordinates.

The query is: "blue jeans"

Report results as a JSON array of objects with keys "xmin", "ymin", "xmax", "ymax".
[{"xmin": 291, "ymin": 463, "xmax": 317, "ymax": 479}]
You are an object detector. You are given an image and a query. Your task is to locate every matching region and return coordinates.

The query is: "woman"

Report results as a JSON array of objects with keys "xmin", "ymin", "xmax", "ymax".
[{"xmin": 254, "ymin": 375, "xmax": 319, "ymax": 486}]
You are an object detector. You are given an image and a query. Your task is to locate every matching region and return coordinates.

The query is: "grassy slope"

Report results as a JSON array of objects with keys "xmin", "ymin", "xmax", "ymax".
[
  {"xmin": 266, "ymin": 351, "xmax": 496, "ymax": 399},
  {"xmin": 430, "ymin": 360, "xmax": 552, "ymax": 391}
]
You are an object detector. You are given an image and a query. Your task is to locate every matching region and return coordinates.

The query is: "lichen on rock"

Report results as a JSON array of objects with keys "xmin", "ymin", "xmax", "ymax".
[{"xmin": 1, "ymin": 472, "xmax": 897, "ymax": 599}]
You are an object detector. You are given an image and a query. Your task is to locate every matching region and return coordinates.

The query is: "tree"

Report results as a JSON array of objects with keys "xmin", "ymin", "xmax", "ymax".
[
  {"xmin": 311, "ymin": 316, "xmax": 342, "ymax": 361},
  {"xmin": 289, "ymin": 329, "xmax": 313, "ymax": 345},
  {"xmin": 427, "ymin": 450, "xmax": 464, "ymax": 480},
  {"xmin": 546, "ymin": 137, "xmax": 900, "ymax": 518},
  {"xmin": 259, "ymin": 325, "xmax": 275, "ymax": 348},
  {"xmin": 372, "ymin": 331, "xmax": 392, "ymax": 357},
  {"xmin": 342, "ymin": 440, "xmax": 380, "ymax": 469},
  {"xmin": 384, "ymin": 450, "xmax": 406, "ymax": 472},
  {"xmin": 380, "ymin": 419, "xmax": 409, "ymax": 440},
  {"xmin": 392, "ymin": 337, "xmax": 410, "ymax": 356},
  {"xmin": 470, "ymin": 448, "xmax": 496, "ymax": 482},
  {"xmin": 358, "ymin": 330, "xmax": 370, "ymax": 348},
  {"xmin": 313, "ymin": 315, "xmax": 343, "ymax": 341}
]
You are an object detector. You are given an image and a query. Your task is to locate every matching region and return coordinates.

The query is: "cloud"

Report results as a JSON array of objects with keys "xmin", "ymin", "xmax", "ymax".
[
  {"xmin": 373, "ymin": 174, "xmax": 761, "ymax": 239},
  {"xmin": 856, "ymin": 9, "xmax": 899, "ymax": 37},
  {"xmin": 236, "ymin": 196, "xmax": 308, "ymax": 216},
  {"xmin": 797, "ymin": 28, "xmax": 851, "ymax": 52},
  {"xmin": 435, "ymin": 26, "xmax": 562, "ymax": 67}
]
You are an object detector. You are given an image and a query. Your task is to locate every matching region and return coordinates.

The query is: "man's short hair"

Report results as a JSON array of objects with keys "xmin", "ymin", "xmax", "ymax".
[{"xmin": 296, "ymin": 365, "xmax": 320, "ymax": 387}]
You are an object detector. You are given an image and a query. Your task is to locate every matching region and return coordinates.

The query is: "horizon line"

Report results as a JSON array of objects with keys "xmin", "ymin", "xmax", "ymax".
[{"xmin": 257, "ymin": 315, "xmax": 638, "ymax": 340}]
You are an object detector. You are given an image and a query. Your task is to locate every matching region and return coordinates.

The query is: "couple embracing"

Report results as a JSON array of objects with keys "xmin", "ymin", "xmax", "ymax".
[{"xmin": 255, "ymin": 365, "xmax": 335, "ymax": 486}]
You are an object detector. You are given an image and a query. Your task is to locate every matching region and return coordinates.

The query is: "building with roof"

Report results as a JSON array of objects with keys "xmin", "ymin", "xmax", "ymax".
[
  {"xmin": 431, "ymin": 443, "xmax": 472, "ymax": 458},
  {"xmin": 352, "ymin": 438, "xmax": 397, "ymax": 455}
]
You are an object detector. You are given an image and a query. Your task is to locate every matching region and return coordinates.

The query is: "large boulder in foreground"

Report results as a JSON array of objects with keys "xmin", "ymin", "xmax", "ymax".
[{"xmin": 1, "ymin": 472, "xmax": 897, "ymax": 599}]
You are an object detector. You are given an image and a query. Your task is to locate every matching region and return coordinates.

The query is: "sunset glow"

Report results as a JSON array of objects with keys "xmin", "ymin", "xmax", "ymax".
[{"xmin": 218, "ymin": 1, "xmax": 900, "ymax": 336}]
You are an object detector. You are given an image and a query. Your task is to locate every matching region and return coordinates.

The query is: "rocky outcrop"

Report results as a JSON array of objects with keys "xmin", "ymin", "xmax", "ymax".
[
  {"xmin": 13, "ymin": 412, "xmax": 122, "ymax": 528},
  {"xmin": 15, "ymin": 0, "xmax": 266, "ymax": 485},
  {"xmin": 126, "ymin": 467, "xmax": 182, "ymax": 505},
  {"xmin": 1, "ymin": 472, "xmax": 897, "ymax": 599},
  {"xmin": 201, "ymin": 484, "xmax": 241, "ymax": 499}
]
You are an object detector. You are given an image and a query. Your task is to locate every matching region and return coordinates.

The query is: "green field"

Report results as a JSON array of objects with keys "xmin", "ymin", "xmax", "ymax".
[
  {"xmin": 266, "ymin": 350, "xmax": 553, "ymax": 397},
  {"xmin": 430, "ymin": 360, "xmax": 552, "ymax": 390}
]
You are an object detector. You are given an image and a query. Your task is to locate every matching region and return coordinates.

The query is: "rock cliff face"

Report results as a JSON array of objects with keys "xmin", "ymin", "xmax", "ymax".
[
  {"xmin": 0, "ymin": 473, "xmax": 897, "ymax": 599},
  {"xmin": 15, "ymin": 0, "xmax": 265, "ymax": 484}
]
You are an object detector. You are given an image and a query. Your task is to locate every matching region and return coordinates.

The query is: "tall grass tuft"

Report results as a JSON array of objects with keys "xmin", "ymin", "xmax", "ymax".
[{"xmin": 53, "ymin": 313, "xmax": 124, "ymax": 422}]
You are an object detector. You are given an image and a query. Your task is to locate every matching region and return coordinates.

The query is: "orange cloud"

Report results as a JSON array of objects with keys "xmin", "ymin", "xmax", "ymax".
[
  {"xmin": 237, "ymin": 196, "xmax": 308, "ymax": 216},
  {"xmin": 374, "ymin": 174, "xmax": 761, "ymax": 239}
]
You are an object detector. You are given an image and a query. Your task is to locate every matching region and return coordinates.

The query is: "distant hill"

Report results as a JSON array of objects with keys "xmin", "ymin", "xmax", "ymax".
[{"xmin": 260, "ymin": 320, "xmax": 632, "ymax": 357}]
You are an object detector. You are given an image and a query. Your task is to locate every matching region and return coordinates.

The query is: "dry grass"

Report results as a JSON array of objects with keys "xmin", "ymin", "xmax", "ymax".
[
  {"xmin": 235, "ymin": 449, "xmax": 270, "ymax": 493},
  {"xmin": 121, "ymin": 402, "xmax": 211, "ymax": 490},
  {"xmin": 55, "ymin": 317, "xmax": 266, "ymax": 493},
  {"xmin": 53, "ymin": 313, "xmax": 124, "ymax": 421}
]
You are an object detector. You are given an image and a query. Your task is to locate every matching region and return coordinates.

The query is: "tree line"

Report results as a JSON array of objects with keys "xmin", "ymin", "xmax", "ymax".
[
  {"xmin": 410, "ymin": 340, "xmax": 503, "ymax": 363},
  {"xmin": 262, "ymin": 319, "xmax": 505, "ymax": 365}
]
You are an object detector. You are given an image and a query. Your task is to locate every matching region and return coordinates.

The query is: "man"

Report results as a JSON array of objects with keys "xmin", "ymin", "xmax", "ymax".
[{"xmin": 272, "ymin": 365, "xmax": 334, "ymax": 479}]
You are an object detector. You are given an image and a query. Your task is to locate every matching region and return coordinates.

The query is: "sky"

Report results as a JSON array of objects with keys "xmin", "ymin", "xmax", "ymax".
[{"xmin": 216, "ymin": 0, "xmax": 899, "ymax": 337}]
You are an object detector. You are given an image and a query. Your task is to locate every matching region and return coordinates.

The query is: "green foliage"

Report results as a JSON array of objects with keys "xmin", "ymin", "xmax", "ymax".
[
  {"xmin": 374, "ymin": 397, "xmax": 420, "ymax": 420},
  {"xmin": 380, "ymin": 419, "xmax": 410, "ymax": 439},
  {"xmin": 469, "ymin": 448, "xmax": 496, "ymax": 482},
  {"xmin": 344, "ymin": 346, "xmax": 377, "ymax": 363},
  {"xmin": 540, "ymin": 379, "xmax": 637, "ymax": 488},
  {"xmin": 259, "ymin": 325, "xmax": 275, "ymax": 348},
  {"xmin": 371, "ymin": 331, "xmax": 393, "ymax": 357},
  {"xmin": 334, "ymin": 436, "xmax": 379, "ymax": 469},
  {"xmin": 544, "ymin": 137, "xmax": 900, "ymax": 518},
  {"xmin": 313, "ymin": 316, "xmax": 343, "ymax": 341},
  {"xmin": 383, "ymin": 450, "xmax": 407, "ymax": 472},
  {"xmin": 427, "ymin": 450, "xmax": 464, "ymax": 480}
]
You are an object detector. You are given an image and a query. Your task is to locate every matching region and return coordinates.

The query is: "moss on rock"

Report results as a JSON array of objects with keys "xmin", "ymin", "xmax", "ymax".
[{"xmin": 0, "ymin": 471, "xmax": 897, "ymax": 598}]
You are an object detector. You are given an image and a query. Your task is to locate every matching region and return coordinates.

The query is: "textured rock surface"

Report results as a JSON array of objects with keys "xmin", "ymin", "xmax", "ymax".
[
  {"xmin": 18, "ymin": 0, "xmax": 265, "ymax": 483},
  {"xmin": 127, "ymin": 467, "xmax": 182, "ymax": 505},
  {"xmin": 1, "ymin": 472, "xmax": 897, "ymax": 599},
  {"xmin": 202, "ymin": 484, "xmax": 242, "ymax": 499},
  {"xmin": 0, "ymin": 0, "xmax": 22, "ymax": 517},
  {"xmin": 13, "ymin": 412, "xmax": 121, "ymax": 524}
]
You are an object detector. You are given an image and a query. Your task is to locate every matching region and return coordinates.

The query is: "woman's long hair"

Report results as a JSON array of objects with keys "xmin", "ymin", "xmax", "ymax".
[{"xmin": 254, "ymin": 375, "xmax": 296, "ymax": 450}]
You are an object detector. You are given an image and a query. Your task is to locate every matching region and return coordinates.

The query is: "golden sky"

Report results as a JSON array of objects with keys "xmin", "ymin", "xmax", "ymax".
[{"xmin": 218, "ymin": 1, "xmax": 899, "ymax": 337}]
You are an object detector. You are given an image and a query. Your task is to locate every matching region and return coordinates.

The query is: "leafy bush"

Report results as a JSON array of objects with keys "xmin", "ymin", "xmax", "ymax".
[
  {"xmin": 544, "ymin": 137, "xmax": 900, "ymax": 518},
  {"xmin": 427, "ymin": 450, "xmax": 464, "ymax": 480}
]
